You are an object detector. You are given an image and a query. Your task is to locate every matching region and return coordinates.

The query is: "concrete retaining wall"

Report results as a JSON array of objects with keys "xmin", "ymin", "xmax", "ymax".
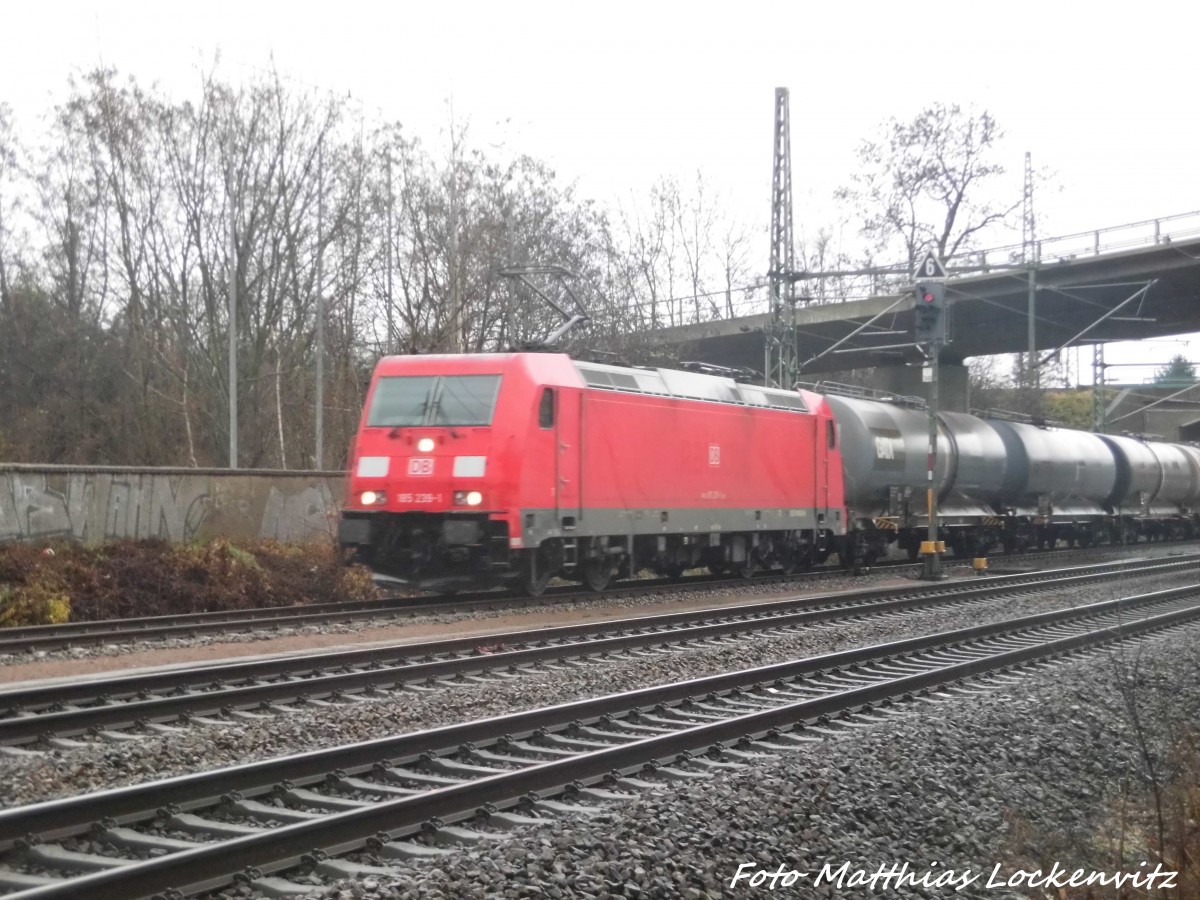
[{"xmin": 0, "ymin": 466, "xmax": 345, "ymax": 544}]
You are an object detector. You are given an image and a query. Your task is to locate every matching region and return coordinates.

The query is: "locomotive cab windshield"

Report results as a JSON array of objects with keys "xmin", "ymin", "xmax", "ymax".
[{"xmin": 367, "ymin": 375, "xmax": 502, "ymax": 428}]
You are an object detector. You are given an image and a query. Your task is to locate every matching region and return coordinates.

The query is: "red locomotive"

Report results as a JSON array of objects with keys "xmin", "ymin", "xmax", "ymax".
[
  {"xmin": 339, "ymin": 351, "xmax": 1200, "ymax": 594},
  {"xmin": 338, "ymin": 353, "xmax": 847, "ymax": 594}
]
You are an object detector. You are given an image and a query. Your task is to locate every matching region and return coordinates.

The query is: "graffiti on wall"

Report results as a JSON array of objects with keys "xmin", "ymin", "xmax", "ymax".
[
  {"xmin": 0, "ymin": 471, "xmax": 343, "ymax": 544},
  {"xmin": 260, "ymin": 483, "xmax": 337, "ymax": 541}
]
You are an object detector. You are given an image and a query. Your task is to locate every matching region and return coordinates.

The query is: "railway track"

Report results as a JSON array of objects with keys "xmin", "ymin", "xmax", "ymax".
[
  {"xmin": 0, "ymin": 554, "xmax": 1194, "ymax": 750},
  {"xmin": 0, "ymin": 543, "xmax": 1187, "ymax": 655},
  {"xmin": 1, "ymin": 579, "xmax": 1198, "ymax": 898}
]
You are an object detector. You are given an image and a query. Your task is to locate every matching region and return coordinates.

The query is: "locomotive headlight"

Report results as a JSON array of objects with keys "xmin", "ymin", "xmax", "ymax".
[
  {"xmin": 360, "ymin": 490, "xmax": 385, "ymax": 506},
  {"xmin": 453, "ymin": 490, "xmax": 484, "ymax": 506},
  {"xmin": 417, "ymin": 437, "xmax": 435, "ymax": 452}
]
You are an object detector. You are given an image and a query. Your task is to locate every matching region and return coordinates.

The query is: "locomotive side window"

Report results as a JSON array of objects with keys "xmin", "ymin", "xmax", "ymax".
[
  {"xmin": 539, "ymin": 388, "xmax": 555, "ymax": 428},
  {"xmin": 367, "ymin": 375, "xmax": 502, "ymax": 427},
  {"xmin": 828, "ymin": 421, "xmax": 837, "ymax": 449}
]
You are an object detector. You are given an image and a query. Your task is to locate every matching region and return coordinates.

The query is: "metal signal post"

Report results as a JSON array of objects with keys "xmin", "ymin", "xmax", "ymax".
[
  {"xmin": 913, "ymin": 275, "xmax": 947, "ymax": 580},
  {"xmin": 922, "ymin": 335, "xmax": 943, "ymax": 579}
]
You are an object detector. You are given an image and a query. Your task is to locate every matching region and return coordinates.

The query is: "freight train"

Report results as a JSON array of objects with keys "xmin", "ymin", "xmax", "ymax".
[{"xmin": 337, "ymin": 352, "xmax": 1200, "ymax": 594}]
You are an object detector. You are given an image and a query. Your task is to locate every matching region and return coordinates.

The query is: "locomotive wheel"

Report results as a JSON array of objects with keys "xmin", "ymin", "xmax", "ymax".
[
  {"xmin": 520, "ymin": 548, "xmax": 555, "ymax": 597},
  {"xmin": 779, "ymin": 551, "xmax": 799, "ymax": 576},
  {"xmin": 582, "ymin": 557, "xmax": 613, "ymax": 592},
  {"xmin": 734, "ymin": 556, "xmax": 756, "ymax": 580},
  {"xmin": 521, "ymin": 562, "xmax": 553, "ymax": 598},
  {"xmin": 779, "ymin": 545, "xmax": 811, "ymax": 576}
]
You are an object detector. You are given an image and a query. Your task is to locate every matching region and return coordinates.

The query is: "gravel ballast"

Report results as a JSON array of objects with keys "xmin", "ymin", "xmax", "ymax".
[
  {"xmin": 2, "ymin": 553, "xmax": 1197, "ymax": 900},
  {"xmin": 1, "ymin": 545, "xmax": 1175, "ymax": 669},
  {"xmin": 0, "ymin": 565, "xmax": 1192, "ymax": 809},
  {"xmin": 301, "ymin": 626, "xmax": 1199, "ymax": 900}
]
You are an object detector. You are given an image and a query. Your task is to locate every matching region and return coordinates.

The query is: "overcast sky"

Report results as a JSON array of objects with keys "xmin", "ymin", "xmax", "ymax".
[{"xmin": 4, "ymin": 0, "xmax": 1198, "ymax": 383}]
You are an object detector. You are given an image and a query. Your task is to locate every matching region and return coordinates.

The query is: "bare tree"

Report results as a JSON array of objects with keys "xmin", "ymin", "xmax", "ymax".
[
  {"xmin": 716, "ymin": 219, "xmax": 758, "ymax": 318},
  {"xmin": 0, "ymin": 65, "xmax": 751, "ymax": 467},
  {"xmin": 836, "ymin": 103, "xmax": 1020, "ymax": 273},
  {"xmin": 0, "ymin": 103, "xmax": 21, "ymax": 306},
  {"xmin": 674, "ymin": 171, "xmax": 716, "ymax": 322}
]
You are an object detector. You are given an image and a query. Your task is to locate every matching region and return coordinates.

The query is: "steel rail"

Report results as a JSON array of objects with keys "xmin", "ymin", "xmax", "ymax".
[
  {"xmin": 1, "ymin": 553, "xmax": 1175, "ymax": 704},
  {"xmin": 0, "ymin": 544, "xmax": 1174, "ymax": 653},
  {"xmin": 0, "ymin": 571, "xmax": 830, "ymax": 653},
  {"xmin": 2, "ymin": 580, "xmax": 1196, "ymax": 848},
  {"xmin": 3, "ymin": 560, "xmax": 919, "ymax": 648},
  {"xmin": 3, "ymin": 588, "xmax": 1197, "ymax": 899},
  {"xmin": 0, "ymin": 556, "xmax": 1189, "ymax": 747}
]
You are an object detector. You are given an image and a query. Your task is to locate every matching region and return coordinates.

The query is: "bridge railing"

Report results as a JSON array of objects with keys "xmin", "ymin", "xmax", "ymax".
[
  {"xmin": 967, "ymin": 209, "xmax": 1200, "ymax": 270},
  {"xmin": 609, "ymin": 210, "xmax": 1200, "ymax": 334}
]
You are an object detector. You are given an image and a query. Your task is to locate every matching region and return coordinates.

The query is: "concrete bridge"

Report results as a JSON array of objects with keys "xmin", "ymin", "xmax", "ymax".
[{"xmin": 652, "ymin": 213, "xmax": 1200, "ymax": 408}]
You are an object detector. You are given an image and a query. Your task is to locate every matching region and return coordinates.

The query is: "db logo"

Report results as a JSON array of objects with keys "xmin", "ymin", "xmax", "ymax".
[
  {"xmin": 408, "ymin": 458, "xmax": 434, "ymax": 476},
  {"xmin": 708, "ymin": 444, "xmax": 720, "ymax": 467}
]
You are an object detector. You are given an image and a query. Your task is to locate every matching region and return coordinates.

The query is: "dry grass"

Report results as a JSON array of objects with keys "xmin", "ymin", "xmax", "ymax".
[
  {"xmin": 0, "ymin": 538, "xmax": 378, "ymax": 625},
  {"xmin": 1003, "ymin": 730, "xmax": 1200, "ymax": 899}
]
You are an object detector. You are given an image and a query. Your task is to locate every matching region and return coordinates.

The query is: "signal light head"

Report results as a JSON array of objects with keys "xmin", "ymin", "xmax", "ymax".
[
  {"xmin": 914, "ymin": 282, "xmax": 944, "ymax": 306},
  {"xmin": 913, "ymin": 282, "xmax": 946, "ymax": 342}
]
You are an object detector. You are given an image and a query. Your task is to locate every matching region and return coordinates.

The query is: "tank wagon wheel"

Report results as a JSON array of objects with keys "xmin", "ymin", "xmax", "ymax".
[
  {"xmin": 582, "ymin": 557, "xmax": 613, "ymax": 592},
  {"xmin": 663, "ymin": 565, "xmax": 686, "ymax": 581},
  {"xmin": 707, "ymin": 564, "xmax": 728, "ymax": 576},
  {"xmin": 838, "ymin": 542, "xmax": 856, "ymax": 572}
]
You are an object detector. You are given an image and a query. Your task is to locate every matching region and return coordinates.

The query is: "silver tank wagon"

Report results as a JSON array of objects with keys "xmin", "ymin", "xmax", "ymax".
[
  {"xmin": 988, "ymin": 420, "xmax": 1117, "ymax": 516},
  {"xmin": 825, "ymin": 395, "xmax": 952, "ymax": 514}
]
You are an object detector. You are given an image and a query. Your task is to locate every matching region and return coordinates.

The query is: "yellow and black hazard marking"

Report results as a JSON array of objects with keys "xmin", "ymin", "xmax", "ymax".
[
  {"xmin": 983, "ymin": 516, "xmax": 1007, "ymax": 527},
  {"xmin": 872, "ymin": 517, "xmax": 900, "ymax": 531}
]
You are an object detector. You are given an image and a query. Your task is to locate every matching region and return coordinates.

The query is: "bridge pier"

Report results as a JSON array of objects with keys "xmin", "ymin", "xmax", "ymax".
[{"xmin": 869, "ymin": 363, "xmax": 970, "ymax": 413}]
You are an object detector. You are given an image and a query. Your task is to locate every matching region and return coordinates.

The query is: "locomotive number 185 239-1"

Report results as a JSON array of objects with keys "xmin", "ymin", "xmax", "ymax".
[
  {"xmin": 396, "ymin": 494, "xmax": 444, "ymax": 508},
  {"xmin": 396, "ymin": 493, "xmax": 443, "ymax": 504}
]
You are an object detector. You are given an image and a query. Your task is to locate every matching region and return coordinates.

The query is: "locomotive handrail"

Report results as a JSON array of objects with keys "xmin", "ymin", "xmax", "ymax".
[{"xmin": 796, "ymin": 380, "xmax": 925, "ymax": 408}]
